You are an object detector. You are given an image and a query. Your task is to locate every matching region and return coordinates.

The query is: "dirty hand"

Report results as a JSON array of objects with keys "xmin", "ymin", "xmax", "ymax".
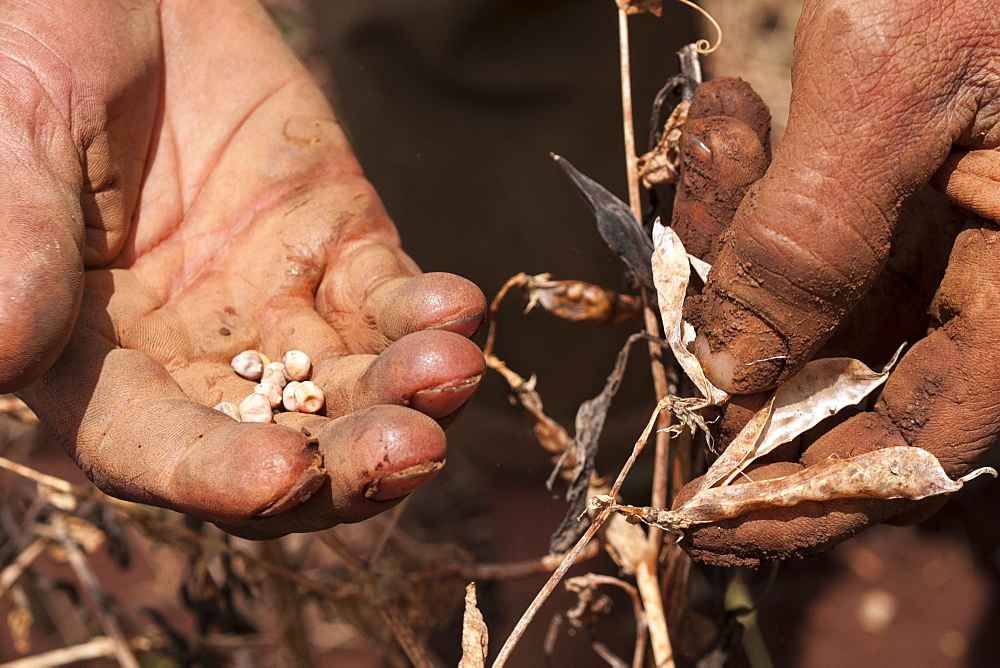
[
  {"xmin": 677, "ymin": 0, "xmax": 1000, "ymax": 565},
  {"xmin": 2, "ymin": 0, "xmax": 485, "ymax": 538}
]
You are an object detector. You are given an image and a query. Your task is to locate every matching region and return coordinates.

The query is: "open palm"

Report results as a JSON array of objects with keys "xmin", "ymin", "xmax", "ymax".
[{"xmin": 6, "ymin": 0, "xmax": 485, "ymax": 536}]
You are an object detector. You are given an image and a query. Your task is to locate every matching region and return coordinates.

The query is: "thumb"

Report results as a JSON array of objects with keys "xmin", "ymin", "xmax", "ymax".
[{"xmin": 692, "ymin": 0, "xmax": 989, "ymax": 393}]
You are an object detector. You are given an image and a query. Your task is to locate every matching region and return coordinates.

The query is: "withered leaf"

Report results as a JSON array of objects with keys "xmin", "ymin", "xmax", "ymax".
[
  {"xmin": 638, "ymin": 99, "xmax": 689, "ymax": 186},
  {"xmin": 553, "ymin": 154, "xmax": 655, "ymax": 291},
  {"xmin": 651, "ymin": 222, "xmax": 728, "ymax": 405},
  {"xmin": 459, "ymin": 583, "xmax": 488, "ymax": 668},
  {"xmin": 700, "ymin": 350, "xmax": 901, "ymax": 491},
  {"xmin": 607, "ymin": 447, "xmax": 997, "ymax": 532},
  {"xmin": 550, "ymin": 334, "xmax": 645, "ymax": 553}
]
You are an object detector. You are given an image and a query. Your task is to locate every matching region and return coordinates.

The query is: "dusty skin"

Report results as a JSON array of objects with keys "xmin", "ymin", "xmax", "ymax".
[
  {"xmin": 0, "ymin": 0, "xmax": 486, "ymax": 538},
  {"xmin": 673, "ymin": 0, "xmax": 1000, "ymax": 565}
]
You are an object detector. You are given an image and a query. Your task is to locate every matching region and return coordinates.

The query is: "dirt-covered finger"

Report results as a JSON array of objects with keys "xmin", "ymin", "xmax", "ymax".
[
  {"xmin": 17, "ymin": 333, "xmax": 326, "ymax": 523},
  {"xmin": 317, "ymin": 238, "xmax": 485, "ymax": 354},
  {"xmin": 671, "ymin": 77, "xmax": 771, "ymax": 264},
  {"xmin": 684, "ymin": 220, "xmax": 1000, "ymax": 564},
  {"xmin": 312, "ymin": 329, "xmax": 485, "ymax": 422},
  {"xmin": 221, "ymin": 405, "xmax": 447, "ymax": 537},
  {"xmin": 692, "ymin": 1, "xmax": 988, "ymax": 394}
]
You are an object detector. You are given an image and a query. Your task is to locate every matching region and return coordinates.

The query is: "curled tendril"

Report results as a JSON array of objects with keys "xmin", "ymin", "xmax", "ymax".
[{"xmin": 674, "ymin": 0, "xmax": 723, "ymax": 54}]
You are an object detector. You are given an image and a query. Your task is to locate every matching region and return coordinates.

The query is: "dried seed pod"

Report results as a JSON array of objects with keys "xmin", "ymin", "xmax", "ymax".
[
  {"xmin": 253, "ymin": 382, "xmax": 283, "ymax": 409},
  {"xmin": 213, "ymin": 401, "xmax": 240, "ymax": 421},
  {"xmin": 261, "ymin": 362, "xmax": 288, "ymax": 388},
  {"xmin": 239, "ymin": 393, "xmax": 274, "ymax": 423},
  {"xmin": 231, "ymin": 350, "xmax": 268, "ymax": 380},
  {"xmin": 282, "ymin": 350, "xmax": 312, "ymax": 382}
]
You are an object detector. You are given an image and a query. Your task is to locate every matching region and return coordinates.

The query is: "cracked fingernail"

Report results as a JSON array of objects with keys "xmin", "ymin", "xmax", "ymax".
[{"xmin": 364, "ymin": 459, "xmax": 445, "ymax": 501}]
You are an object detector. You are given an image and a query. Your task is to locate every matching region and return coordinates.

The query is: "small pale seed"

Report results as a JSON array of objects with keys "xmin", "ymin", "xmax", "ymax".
[
  {"xmin": 283, "ymin": 350, "xmax": 312, "ymax": 382},
  {"xmin": 213, "ymin": 401, "xmax": 240, "ymax": 421},
  {"xmin": 293, "ymin": 381, "xmax": 325, "ymax": 413},
  {"xmin": 254, "ymin": 382, "xmax": 283, "ymax": 408},
  {"xmin": 261, "ymin": 362, "xmax": 288, "ymax": 388},
  {"xmin": 231, "ymin": 350, "xmax": 266, "ymax": 380},
  {"xmin": 282, "ymin": 381, "xmax": 302, "ymax": 412},
  {"xmin": 239, "ymin": 393, "xmax": 274, "ymax": 423}
]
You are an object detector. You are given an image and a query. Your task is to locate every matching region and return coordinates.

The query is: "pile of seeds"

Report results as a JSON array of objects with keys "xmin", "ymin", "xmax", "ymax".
[{"xmin": 214, "ymin": 350, "xmax": 325, "ymax": 423}]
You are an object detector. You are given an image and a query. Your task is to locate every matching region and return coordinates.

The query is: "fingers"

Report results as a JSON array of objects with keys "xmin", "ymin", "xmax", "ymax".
[
  {"xmin": 931, "ymin": 147, "xmax": 1000, "ymax": 221},
  {"xmin": 225, "ymin": 406, "xmax": 447, "ymax": 537},
  {"xmin": 18, "ymin": 273, "xmax": 457, "ymax": 532},
  {"xmin": 683, "ymin": 220, "xmax": 1000, "ymax": 565},
  {"xmin": 671, "ymin": 77, "xmax": 771, "ymax": 264},
  {"xmin": 317, "ymin": 241, "xmax": 486, "ymax": 354},
  {"xmin": 315, "ymin": 330, "xmax": 485, "ymax": 422},
  {"xmin": 692, "ymin": 0, "xmax": 988, "ymax": 394},
  {"xmin": 18, "ymin": 334, "xmax": 326, "ymax": 522}
]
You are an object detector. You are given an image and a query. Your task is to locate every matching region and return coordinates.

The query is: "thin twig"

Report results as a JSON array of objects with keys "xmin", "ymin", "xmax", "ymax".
[
  {"xmin": 51, "ymin": 514, "xmax": 139, "ymax": 668},
  {"xmin": 567, "ymin": 574, "xmax": 647, "ymax": 668},
  {"xmin": 316, "ymin": 529, "xmax": 437, "ymax": 666},
  {"xmin": 376, "ymin": 602, "xmax": 435, "ymax": 668},
  {"xmin": 0, "ymin": 535, "xmax": 51, "ymax": 600},
  {"xmin": 492, "ymin": 504, "xmax": 614, "ymax": 667},
  {"xmin": 617, "ymin": 5, "xmax": 673, "ymax": 549},
  {"xmin": 0, "ymin": 636, "xmax": 151, "ymax": 668},
  {"xmin": 368, "ymin": 496, "xmax": 409, "ymax": 563}
]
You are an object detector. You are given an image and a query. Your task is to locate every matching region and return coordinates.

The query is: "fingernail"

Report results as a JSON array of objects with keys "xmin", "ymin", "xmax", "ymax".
[
  {"xmin": 411, "ymin": 374, "xmax": 482, "ymax": 415},
  {"xmin": 364, "ymin": 459, "xmax": 445, "ymax": 501},
  {"xmin": 694, "ymin": 303, "xmax": 786, "ymax": 393},
  {"xmin": 431, "ymin": 311, "xmax": 485, "ymax": 338},
  {"xmin": 255, "ymin": 457, "xmax": 327, "ymax": 517}
]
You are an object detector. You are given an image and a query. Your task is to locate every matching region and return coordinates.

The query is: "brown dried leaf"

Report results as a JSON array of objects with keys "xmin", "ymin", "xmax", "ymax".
[
  {"xmin": 37, "ymin": 484, "xmax": 79, "ymax": 512},
  {"xmin": 651, "ymin": 222, "xmax": 729, "ymax": 405},
  {"xmin": 459, "ymin": 583, "xmax": 488, "ymax": 668},
  {"xmin": 638, "ymin": 99, "xmax": 689, "ymax": 186},
  {"xmin": 524, "ymin": 274, "xmax": 642, "ymax": 327},
  {"xmin": 616, "ymin": 0, "xmax": 663, "ymax": 16},
  {"xmin": 607, "ymin": 447, "xmax": 997, "ymax": 531},
  {"xmin": 601, "ymin": 513, "xmax": 648, "ymax": 576},
  {"xmin": 699, "ymin": 350, "xmax": 900, "ymax": 491},
  {"xmin": 47, "ymin": 516, "xmax": 106, "ymax": 562}
]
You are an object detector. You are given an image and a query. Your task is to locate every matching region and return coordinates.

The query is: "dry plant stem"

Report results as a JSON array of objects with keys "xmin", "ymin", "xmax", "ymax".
[
  {"xmin": 618, "ymin": 8, "xmax": 641, "ymax": 216},
  {"xmin": 51, "ymin": 514, "xmax": 139, "ymax": 668},
  {"xmin": 492, "ymin": 505, "xmax": 614, "ymax": 667},
  {"xmin": 316, "ymin": 529, "xmax": 435, "ymax": 667},
  {"xmin": 0, "ymin": 456, "xmax": 77, "ymax": 494},
  {"xmin": 376, "ymin": 602, "xmax": 434, "ymax": 668},
  {"xmin": 453, "ymin": 541, "xmax": 601, "ymax": 581},
  {"xmin": 0, "ymin": 636, "xmax": 152, "ymax": 668},
  {"xmin": 0, "ymin": 535, "xmax": 50, "ymax": 599},
  {"xmin": 618, "ymin": 5, "xmax": 672, "ymax": 544},
  {"xmin": 368, "ymin": 496, "xmax": 409, "ymax": 563},
  {"xmin": 495, "ymin": 399, "xmax": 673, "ymax": 666},
  {"xmin": 263, "ymin": 540, "xmax": 314, "ymax": 666},
  {"xmin": 1, "ymin": 456, "xmax": 353, "ymax": 601}
]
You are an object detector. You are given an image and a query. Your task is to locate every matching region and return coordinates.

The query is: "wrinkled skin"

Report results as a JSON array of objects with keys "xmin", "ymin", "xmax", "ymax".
[
  {"xmin": 1, "ymin": 0, "xmax": 486, "ymax": 538},
  {"xmin": 678, "ymin": 0, "xmax": 1000, "ymax": 565}
]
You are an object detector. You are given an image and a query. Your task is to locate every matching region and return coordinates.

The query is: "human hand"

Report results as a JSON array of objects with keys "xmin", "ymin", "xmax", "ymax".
[
  {"xmin": 675, "ymin": 0, "xmax": 1000, "ymax": 565},
  {"xmin": 3, "ymin": 0, "xmax": 486, "ymax": 538}
]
